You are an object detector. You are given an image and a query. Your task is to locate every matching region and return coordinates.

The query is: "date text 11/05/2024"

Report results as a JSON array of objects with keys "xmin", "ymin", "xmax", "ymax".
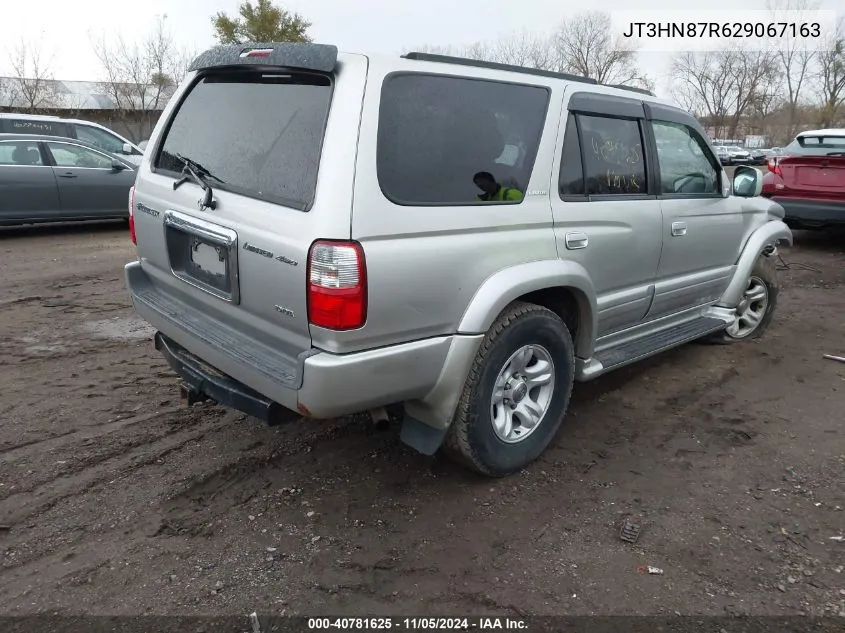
[
  {"xmin": 621, "ymin": 21, "xmax": 821, "ymax": 39},
  {"xmin": 307, "ymin": 617, "xmax": 528, "ymax": 630}
]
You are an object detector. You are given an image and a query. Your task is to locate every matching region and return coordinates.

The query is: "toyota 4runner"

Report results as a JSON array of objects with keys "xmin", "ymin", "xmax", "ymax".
[{"xmin": 125, "ymin": 43, "xmax": 793, "ymax": 477}]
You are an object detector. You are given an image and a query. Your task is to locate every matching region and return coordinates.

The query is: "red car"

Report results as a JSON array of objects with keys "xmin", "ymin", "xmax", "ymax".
[{"xmin": 761, "ymin": 129, "xmax": 845, "ymax": 229}]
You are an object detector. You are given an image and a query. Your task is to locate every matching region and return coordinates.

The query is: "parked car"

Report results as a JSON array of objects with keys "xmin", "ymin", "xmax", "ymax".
[
  {"xmin": 714, "ymin": 145, "xmax": 732, "ymax": 165},
  {"xmin": 0, "ymin": 133, "xmax": 136, "ymax": 226},
  {"xmin": 726, "ymin": 146, "xmax": 752, "ymax": 164},
  {"xmin": 125, "ymin": 44, "xmax": 792, "ymax": 477},
  {"xmin": 749, "ymin": 148, "xmax": 769, "ymax": 165},
  {"xmin": 762, "ymin": 128, "xmax": 845, "ymax": 229},
  {"xmin": 0, "ymin": 113, "xmax": 144, "ymax": 166}
]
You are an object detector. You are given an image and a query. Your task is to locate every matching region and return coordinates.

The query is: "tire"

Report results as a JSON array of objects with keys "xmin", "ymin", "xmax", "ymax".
[
  {"xmin": 708, "ymin": 254, "xmax": 779, "ymax": 345},
  {"xmin": 443, "ymin": 301, "xmax": 575, "ymax": 477}
]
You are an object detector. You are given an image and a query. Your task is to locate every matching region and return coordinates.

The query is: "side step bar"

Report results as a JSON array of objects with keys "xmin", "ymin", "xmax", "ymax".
[{"xmin": 594, "ymin": 316, "xmax": 728, "ymax": 372}]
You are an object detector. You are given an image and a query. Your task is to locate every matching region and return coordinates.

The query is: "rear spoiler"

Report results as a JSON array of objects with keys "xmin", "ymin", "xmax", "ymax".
[{"xmin": 188, "ymin": 43, "xmax": 338, "ymax": 73}]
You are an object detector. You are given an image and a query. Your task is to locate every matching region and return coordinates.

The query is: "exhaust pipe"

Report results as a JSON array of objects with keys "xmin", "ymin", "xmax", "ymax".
[{"xmin": 369, "ymin": 406, "xmax": 390, "ymax": 431}]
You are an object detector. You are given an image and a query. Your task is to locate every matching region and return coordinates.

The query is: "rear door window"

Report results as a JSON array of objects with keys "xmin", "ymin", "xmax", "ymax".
[
  {"xmin": 577, "ymin": 115, "xmax": 646, "ymax": 196},
  {"xmin": 0, "ymin": 140, "xmax": 44, "ymax": 166},
  {"xmin": 377, "ymin": 73, "xmax": 550, "ymax": 205},
  {"xmin": 154, "ymin": 71, "xmax": 333, "ymax": 211}
]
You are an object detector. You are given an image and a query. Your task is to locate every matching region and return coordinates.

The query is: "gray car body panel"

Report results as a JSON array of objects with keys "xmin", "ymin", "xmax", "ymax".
[{"xmin": 125, "ymin": 48, "xmax": 792, "ymax": 440}]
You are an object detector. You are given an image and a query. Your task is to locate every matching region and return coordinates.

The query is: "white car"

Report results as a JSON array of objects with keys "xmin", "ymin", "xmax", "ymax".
[
  {"xmin": 726, "ymin": 146, "xmax": 751, "ymax": 163},
  {"xmin": 0, "ymin": 113, "xmax": 145, "ymax": 166}
]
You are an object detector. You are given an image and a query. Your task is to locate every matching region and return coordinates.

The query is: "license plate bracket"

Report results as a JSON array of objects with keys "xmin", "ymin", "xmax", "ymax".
[
  {"xmin": 164, "ymin": 210, "xmax": 240, "ymax": 304},
  {"xmin": 189, "ymin": 240, "xmax": 227, "ymax": 279}
]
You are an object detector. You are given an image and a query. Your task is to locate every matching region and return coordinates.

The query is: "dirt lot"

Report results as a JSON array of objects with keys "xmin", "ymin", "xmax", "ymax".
[{"xmin": 0, "ymin": 221, "xmax": 843, "ymax": 618}]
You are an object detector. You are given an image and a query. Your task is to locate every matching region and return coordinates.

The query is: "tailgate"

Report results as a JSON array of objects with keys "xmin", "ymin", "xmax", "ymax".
[
  {"xmin": 130, "ymin": 46, "xmax": 367, "ymax": 366},
  {"xmin": 780, "ymin": 156, "xmax": 845, "ymax": 196},
  {"xmin": 778, "ymin": 131, "xmax": 845, "ymax": 199}
]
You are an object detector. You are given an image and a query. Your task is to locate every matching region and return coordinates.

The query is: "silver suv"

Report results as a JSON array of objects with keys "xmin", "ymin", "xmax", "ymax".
[{"xmin": 125, "ymin": 43, "xmax": 792, "ymax": 477}]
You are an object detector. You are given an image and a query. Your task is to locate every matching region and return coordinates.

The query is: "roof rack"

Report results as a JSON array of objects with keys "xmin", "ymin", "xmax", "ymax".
[
  {"xmin": 604, "ymin": 83, "xmax": 655, "ymax": 96},
  {"xmin": 400, "ymin": 52, "xmax": 656, "ymax": 97},
  {"xmin": 400, "ymin": 52, "xmax": 598, "ymax": 85}
]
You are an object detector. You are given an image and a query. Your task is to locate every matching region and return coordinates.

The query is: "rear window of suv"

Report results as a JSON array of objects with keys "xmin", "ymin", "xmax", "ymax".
[
  {"xmin": 154, "ymin": 71, "xmax": 333, "ymax": 211},
  {"xmin": 377, "ymin": 73, "xmax": 550, "ymax": 205},
  {"xmin": 786, "ymin": 134, "xmax": 845, "ymax": 156}
]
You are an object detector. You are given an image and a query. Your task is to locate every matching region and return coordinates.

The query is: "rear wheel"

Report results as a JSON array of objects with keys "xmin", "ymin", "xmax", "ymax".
[
  {"xmin": 443, "ymin": 302, "xmax": 575, "ymax": 477},
  {"xmin": 709, "ymin": 255, "xmax": 779, "ymax": 344}
]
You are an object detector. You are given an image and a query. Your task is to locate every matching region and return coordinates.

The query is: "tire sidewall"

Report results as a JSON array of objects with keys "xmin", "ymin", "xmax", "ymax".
[{"xmin": 465, "ymin": 311, "xmax": 574, "ymax": 475}]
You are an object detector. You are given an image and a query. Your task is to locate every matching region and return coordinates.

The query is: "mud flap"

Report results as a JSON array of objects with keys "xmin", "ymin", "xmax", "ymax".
[{"xmin": 400, "ymin": 412, "xmax": 449, "ymax": 456}]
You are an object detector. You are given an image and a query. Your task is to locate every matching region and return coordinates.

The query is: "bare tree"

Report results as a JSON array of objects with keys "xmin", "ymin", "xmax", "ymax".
[
  {"xmin": 670, "ymin": 52, "xmax": 736, "ymax": 135},
  {"xmin": 766, "ymin": 0, "xmax": 819, "ymax": 137},
  {"xmin": 553, "ymin": 11, "xmax": 650, "ymax": 88},
  {"xmin": 6, "ymin": 38, "xmax": 57, "ymax": 111},
  {"xmin": 815, "ymin": 19, "xmax": 845, "ymax": 126},
  {"xmin": 91, "ymin": 15, "xmax": 194, "ymax": 141},
  {"xmin": 671, "ymin": 48, "xmax": 779, "ymax": 139}
]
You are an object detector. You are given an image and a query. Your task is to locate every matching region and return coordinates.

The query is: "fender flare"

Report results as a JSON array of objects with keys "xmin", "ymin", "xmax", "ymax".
[
  {"xmin": 719, "ymin": 220, "xmax": 792, "ymax": 307},
  {"xmin": 457, "ymin": 259, "xmax": 598, "ymax": 358}
]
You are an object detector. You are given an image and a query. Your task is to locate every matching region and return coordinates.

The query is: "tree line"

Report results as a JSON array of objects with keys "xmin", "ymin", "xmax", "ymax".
[{"xmin": 1, "ymin": 0, "xmax": 843, "ymax": 146}]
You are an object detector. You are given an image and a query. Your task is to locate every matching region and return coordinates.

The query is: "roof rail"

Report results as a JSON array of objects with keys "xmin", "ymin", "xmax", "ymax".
[
  {"xmin": 400, "ymin": 51, "xmax": 598, "ymax": 85},
  {"xmin": 604, "ymin": 83, "xmax": 655, "ymax": 97}
]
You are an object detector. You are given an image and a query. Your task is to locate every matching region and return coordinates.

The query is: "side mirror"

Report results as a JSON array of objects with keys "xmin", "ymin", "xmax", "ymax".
[
  {"xmin": 122, "ymin": 142, "xmax": 133, "ymax": 155},
  {"xmin": 732, "ymin": 166, "xmax": 762, "ymax": 198},
  {"xmin": 111, "ymin": 159, "xmax": 127, "ymax": 171}
]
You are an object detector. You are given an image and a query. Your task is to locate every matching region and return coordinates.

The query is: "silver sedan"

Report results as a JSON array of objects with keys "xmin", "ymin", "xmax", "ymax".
[{"xmin": 0, "ymin": 133, "xmax": 136, "ymax": 226}]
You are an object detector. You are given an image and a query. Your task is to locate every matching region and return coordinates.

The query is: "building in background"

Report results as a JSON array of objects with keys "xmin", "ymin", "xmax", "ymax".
[{"xmin": 0, "ymin": 77, "xmax": 175, "ymax": 143}]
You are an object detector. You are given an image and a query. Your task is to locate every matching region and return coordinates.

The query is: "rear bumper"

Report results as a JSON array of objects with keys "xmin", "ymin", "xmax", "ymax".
[
  {"xmin": 126, "ymin": 261, "xmax": 460, "ymax": 421},
  {"xmin": 765, "ymin": 197, "xmax": 845, "ymax": 227}
]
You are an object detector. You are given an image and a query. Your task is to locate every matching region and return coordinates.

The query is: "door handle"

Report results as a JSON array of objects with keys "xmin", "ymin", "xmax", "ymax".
[
  {"xmin": 57, "ymin": 172, "xmax": 77, "ymax": 178},
  {"xmin": 565, "ymin": 232, "xmax": 588, "ymax": 250},
  {"xmin": 671, "ymin": 222, "xmax": 687, "ymax": 237}
]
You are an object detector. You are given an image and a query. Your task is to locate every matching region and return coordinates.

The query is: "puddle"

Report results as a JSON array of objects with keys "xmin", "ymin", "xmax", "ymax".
[{"xmin": 82, "ymin": 317, "xmax": 156, "ymax": 342}]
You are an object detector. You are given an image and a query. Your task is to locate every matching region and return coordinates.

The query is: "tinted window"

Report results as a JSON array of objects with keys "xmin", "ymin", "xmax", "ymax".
[
  {"xmin": 651, "ymin": 120, "xmax": 718, "ymax": 195},
  {"xmin": 75, "ymin": 125, "xmax": 129, "ymax": 155},
  {"xmin": 559, "ymin": 114, "xmax": 584, "ymax": 196},
  {"xmin": 0, "ymin": 141, "xmax": 43, "ymax": 166},
  {"xmin": 2, "ymin": 118, "xmax": 71, "ymax": 138},
  {"xmin": 377, "ymin": 74, "xmax": 549, "ymax": 205},
  {"xmin": 47, "ymin": 142, "xmax": 113, "ymax": 169},
  {"xmin": 154, "ymin": 71, "xmax": 333, "ymax": 211},
  {"xmin": 578, "ymin": 115, "xmax": 646, "ymax": 196},
  {"xmin": 786, "ymin": 134, "xmax": 845, "ymax": 156}
]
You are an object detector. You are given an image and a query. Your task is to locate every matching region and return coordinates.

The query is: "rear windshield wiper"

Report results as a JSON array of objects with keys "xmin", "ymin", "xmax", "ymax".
[{"xmin": 172, "ymin": 153, "xmax": 224, "ymax": 209}]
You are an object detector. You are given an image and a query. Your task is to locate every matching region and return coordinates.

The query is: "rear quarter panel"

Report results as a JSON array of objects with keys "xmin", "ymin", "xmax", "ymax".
[{"xmin": 331, "ymin": 57, "xmax": 563, "ymax": 354}]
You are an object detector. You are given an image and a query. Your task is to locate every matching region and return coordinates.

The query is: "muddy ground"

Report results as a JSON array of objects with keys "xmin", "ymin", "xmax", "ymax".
[{"xmin": 0, "ymin": 221, "xmax": 843, "ymax": 618}]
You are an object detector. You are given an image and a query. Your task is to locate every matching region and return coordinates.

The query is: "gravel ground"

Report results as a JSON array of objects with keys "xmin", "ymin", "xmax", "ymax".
[{"xmin": 0, "ymin": 221, "xmax": 843, "ymax": 617}]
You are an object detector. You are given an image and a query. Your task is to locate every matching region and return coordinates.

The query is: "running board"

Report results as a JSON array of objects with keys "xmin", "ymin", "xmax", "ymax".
[{"xmin": 594, "ymin": 316, "xmax": 729, "ymax": 371}]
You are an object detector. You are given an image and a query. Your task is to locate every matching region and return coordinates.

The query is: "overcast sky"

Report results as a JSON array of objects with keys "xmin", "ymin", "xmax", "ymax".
[{"xmin": 0, "ymin": 0, "xmax": 840, "ymax": 102}]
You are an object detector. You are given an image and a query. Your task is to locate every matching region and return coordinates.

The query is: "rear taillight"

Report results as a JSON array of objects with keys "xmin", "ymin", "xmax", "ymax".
[
  {"xmin": 128, "ymin": 185, "xmax": 136, "ymax": 245},
  {"xmin": 306, "ymin": 240, "xmax": 367, "ymax": 330},
  {"xmin": 767, "ymin": 155, "xmax": 789, "ymax": 177}
]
